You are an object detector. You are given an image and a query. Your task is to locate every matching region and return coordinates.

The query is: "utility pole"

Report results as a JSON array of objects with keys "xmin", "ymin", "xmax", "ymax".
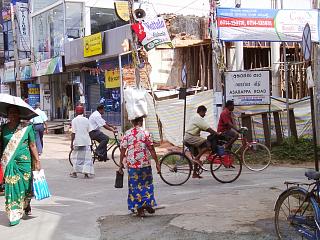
[
  {"xmin": 127, "ymin": 0, "xmax": 142, "ymax": 88},
  {"xmin": 210, "ymin": 0, "xmax": 221, "ymax": 92},
  {"xmin": 10, "ymin": 2, "xmax": 21, "ymax": 97}
]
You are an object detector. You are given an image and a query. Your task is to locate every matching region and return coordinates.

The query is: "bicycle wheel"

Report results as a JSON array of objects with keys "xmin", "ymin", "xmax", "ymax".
[
  {"xmin": 68, "ymin": 149, "xmax": 73, "ymax": 167},
  {"xmin": 275, "ymin": 187, "xmax": 318, "ymax": 239},
  {"xmin": 111, "ymin": 145, "xmax": 121, "ymax": 167},
  {"xmin": 210, "ymin": 150, "xmax": 242, "ymax": 183},
  {"xmin": 160, "ymin": 152, "xmax": 192, "ymax": 186},
  {"xmin": 242, "ymin": 142, "xmax": 271, "ymax": 172}
]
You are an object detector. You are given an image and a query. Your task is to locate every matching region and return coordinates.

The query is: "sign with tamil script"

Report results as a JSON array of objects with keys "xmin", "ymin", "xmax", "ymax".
[
  {"xmin": 131, "ymin": 17, "xmax": 172, "ymax": 51},
  {"xmin": 16, "ymin": 2, "xmax": 30, "ymax": 51},
  {"xmin": 83, "ymin": 33, "xmax": 103, "ymax": 57},
  {"xmin": 217, "ymin": 8, "xmax": 319, "ymax": 42},
  {"xmin": 105, "ymin": 70, "xmax": 120, "ymax": 89},
  {"xmin": 225, "ymin": 70, "xmax": 270, "ymax": 106}
]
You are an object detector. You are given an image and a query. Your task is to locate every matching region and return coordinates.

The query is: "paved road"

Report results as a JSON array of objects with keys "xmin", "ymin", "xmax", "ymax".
[{"xmin": 0, "ymin": 134, "xmax": 312, "ymax": 239}]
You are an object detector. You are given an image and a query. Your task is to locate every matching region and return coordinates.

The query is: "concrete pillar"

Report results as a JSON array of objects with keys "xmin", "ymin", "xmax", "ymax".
[
  {"xmin": 271, "ymin": 42, "xmax": 281, "ymax": 96},
  {"xmin": 84, "ymin": 6, "xmax": 91, "ymax": 36},
  {"xmin": 226, "ymin": 46, "xmax": 236, "ymax": 71},
  {"xmin": 235, "ymin": 41, "xmax": 244, "ymax": 70}
]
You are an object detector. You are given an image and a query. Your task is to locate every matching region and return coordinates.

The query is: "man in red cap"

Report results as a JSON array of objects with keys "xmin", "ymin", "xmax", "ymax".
[{"xmin": 70, "ymin": 104, "xmax": 94, "ymax": 178}]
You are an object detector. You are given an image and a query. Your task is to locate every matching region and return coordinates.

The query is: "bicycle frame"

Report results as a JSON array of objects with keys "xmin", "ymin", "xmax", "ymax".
[
  {"xmin": 233, "ymin": 134, "xmax": 260, "ymax": 155},
  {"xmin": 276, "ymin": 182, "xmax": 320, "ymax": 240}
]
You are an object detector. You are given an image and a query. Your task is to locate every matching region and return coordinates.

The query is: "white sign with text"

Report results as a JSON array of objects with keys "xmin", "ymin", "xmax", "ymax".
[{"xmin": 225, "ymin": 70, "xmax": 270, "ymax": 106}]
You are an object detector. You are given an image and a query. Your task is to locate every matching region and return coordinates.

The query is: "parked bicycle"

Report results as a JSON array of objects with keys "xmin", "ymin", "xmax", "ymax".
[
  {"xmin": 69, "ymin": 132, "xmax": 121, "ymax": 167},
  {"xmin": 274, "ymin": 169, "xmax": 320, "ymax": 239},
  {"xmin": 232, "ymin": 127, "xmax": 271, "ymax": 172},
  {"xmin": 159, "ymin": 136, "xmax": 242, "ymax": 186}
]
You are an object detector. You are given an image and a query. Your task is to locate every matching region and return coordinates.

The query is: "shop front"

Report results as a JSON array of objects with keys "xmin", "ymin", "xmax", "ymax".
[
  {"xmin": 49, "ymin": 72, "xmax": 81, "ymax": 119},
  {"xmin": 64, "ymin": 24, "xmax": 132, "ymax": 126},
  {"xmin": 32, "ymin": 56, "xmax": 65, "ymax": 120}
]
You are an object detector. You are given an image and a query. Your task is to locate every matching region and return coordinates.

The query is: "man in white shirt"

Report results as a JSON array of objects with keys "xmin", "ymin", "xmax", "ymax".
[
  {"xmin": 30, "ymin": 102, "xmax": 48, "ymax": 155},
  {"xmin": 70, "ymin": 105, "xmax": 94, "ymax": 178},
  {"xmin": 89, "ymin": 105, "xmax": 117, "ymax": 160},
  {"xmin": 184, "ymin": 105, "xmax": 219, "ymax": 178}
]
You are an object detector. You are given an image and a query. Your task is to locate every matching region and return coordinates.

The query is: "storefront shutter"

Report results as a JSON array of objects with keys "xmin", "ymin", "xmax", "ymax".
[{"xmin": 88, "ymin": 84, "xmax": 101, "ymax": 112}]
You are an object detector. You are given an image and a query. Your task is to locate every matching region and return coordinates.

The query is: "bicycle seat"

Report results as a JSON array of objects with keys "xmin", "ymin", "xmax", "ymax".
[{"xmin": 305, "ymin": 169, "xmax": 320, "ymax": 180}]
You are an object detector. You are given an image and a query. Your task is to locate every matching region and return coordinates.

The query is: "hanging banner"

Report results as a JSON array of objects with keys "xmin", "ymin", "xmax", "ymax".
[
  {"xmin": 16, "ymin": 2, "xmax": 30, "ymax": 51},
  {"xmin": 105, "ymin": 70, "xmax": 120, "ymax": 89},
  {"xmin": 131, "ymin": 17, "xmax": 172, "ymax": 51},
  {"xmin": 216, "ymin": 8, "xmax": 320, "ymax": 42},
  {"xmin": 225, "ymin": 70, "xmax": 270, "ymax": 106},
  {"xmin": 32, "ymin": 56, "xmax": 63, "ymax": 77},
  {"xmin": 28, "ymin": 84, "xmax": 40, "ymax": 108},
  {"xmin": 83, "ymin": 33, "xmax": 103, "ymax": 57}
]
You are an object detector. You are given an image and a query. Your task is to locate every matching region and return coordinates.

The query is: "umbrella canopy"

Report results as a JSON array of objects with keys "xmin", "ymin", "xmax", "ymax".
[{"xmin": 0, "ymin": 94, "xmax": 38, "ymax": 120}]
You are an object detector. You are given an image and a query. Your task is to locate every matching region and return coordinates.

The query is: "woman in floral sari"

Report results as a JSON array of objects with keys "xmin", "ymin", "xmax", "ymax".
[
  {"xmin": 119, "ymin": 116, "xmax": 161, "ymax": 217},
  {"xmin": 1, "ymin": 106, "xmax": 40, "ymax": 226}
]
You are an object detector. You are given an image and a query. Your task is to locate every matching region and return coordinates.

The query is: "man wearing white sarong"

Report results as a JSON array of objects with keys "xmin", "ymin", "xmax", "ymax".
[{"xmin": 70, "ymin": 105, "xmax": 94, "ymax": 178}]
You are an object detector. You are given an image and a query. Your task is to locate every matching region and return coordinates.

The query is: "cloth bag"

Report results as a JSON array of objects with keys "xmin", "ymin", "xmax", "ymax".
[
  {"xmin": 32, "ymin": 169, "xmax": 51, "ymax": 200},
  {"xmin": 115, "ymin": 170, "xmax": 124, "ymax": 188},
  {"xmin": 124, "ymin": 87, "xmax": 148, "ymax": 120}
]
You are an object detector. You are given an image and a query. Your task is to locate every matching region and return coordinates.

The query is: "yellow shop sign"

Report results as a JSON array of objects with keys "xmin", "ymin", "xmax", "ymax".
[
  {"xmin": 114, "ymin": 1, "xmax": 130, "ymax": 22},
  {"xmin": 105, "ymin": 70, "xmax": 120, "ymax": 89},
  {"xmin": 83, "ymin": 33, "xmax": 103, "ymax": 57}
]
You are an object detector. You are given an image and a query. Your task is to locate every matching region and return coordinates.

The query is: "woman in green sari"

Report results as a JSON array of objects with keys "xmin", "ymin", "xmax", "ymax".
[{"xmin": 1, "ymin": 106, "xmax": 40, "ymax": 226}]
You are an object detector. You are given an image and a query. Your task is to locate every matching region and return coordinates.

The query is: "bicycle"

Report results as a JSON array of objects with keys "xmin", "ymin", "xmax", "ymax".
[
  {"xmin": 274, "ymin": 169, "xmax": 320, "ymax": 239},
  {"xmin": 69, "ymin": 132, "xmax": 121, "ymax": 167},
  {"xmin": 159, "ymin": 137, "xmax": 242, "ymax": 186},
  {"xmin": 232, "ymin": 127, "xmax": 271, "ymax": 172}
]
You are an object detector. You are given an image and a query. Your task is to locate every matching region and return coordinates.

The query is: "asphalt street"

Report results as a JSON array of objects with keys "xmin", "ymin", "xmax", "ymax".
[{"xmin": 0, "ymin": 134, "xmax": 313, "ymax": 240}]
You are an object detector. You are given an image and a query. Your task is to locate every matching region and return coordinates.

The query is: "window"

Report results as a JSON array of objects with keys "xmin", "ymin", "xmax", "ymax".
[
  {"xmin": 3, "ymin": 21, "xmax": 14, "ymax": 62},
  {"xmin": 66, "ymin": 2, "xmax": 84, "ymax": 39},
  {"xmin": 32, "ymin": 0, "xmax": 60, "ymax": 12},
  {"xmin": 32, "ymin": 4, "xmax": 64, "ymax": 61},
  {"xmin": 90, "ymin": 8, "xmax": 127, "ymax": 34}
]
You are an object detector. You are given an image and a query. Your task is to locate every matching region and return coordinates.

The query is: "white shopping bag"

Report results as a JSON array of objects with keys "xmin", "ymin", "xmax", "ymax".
[
  {"xmin": 124, "ymin": 87, "xmax": 148, "ymax": 120},
  {"xmin": 32, "ymin": 169, "xmax": 51, "ymax": 201}
]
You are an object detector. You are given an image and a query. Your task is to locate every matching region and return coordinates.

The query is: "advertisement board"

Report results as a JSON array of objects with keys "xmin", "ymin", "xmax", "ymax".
[
  {"xmin": 131, "ymin": 17, "xmax": 172, "ymax": 51},
  {"xmin": 83, "ymin": 33, "xmax": 103, "ymax": 57},
  {"xmin": 114, "ymin": 1, "xmax": 130, "ymax": 21},
  {"xmin": 217, "ymin": 8, "xmax": 319, "ymax": 42},
  {"xmin": 225, "ymin": 70, "xmax": 270, "ymax": 106},
  {"xmin": 28, "ymin": 84, "xmax": 40, "ymax": 108},
  {"xmin": 105, "ymin": 70, "xmax": 120, "ymax": 89},
  {"xmin": 32, "ymin": 56, "xmax": 63, "ymax": 77}
]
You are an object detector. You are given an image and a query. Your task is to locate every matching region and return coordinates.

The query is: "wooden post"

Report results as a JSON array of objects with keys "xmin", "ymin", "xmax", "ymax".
[
  {"xmin": 289, "ymin": 109, "xmax": 298, "ymax": 140},
  {"xmin": 241, "ymin": 113, "xmax": 253, "ymax": 142},
  {"xmin": 262, "ymin": 113, "xmax": 271, "ymax": 147},
  {"xmin": 273, "ymin": 111, "xmax": 283, "ymax": 144}
]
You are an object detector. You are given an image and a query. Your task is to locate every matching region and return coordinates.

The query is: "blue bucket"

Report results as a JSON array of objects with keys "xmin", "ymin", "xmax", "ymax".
[{"xmin": 216, "ymin": 145, "xmax": 225, "ymax": 156}]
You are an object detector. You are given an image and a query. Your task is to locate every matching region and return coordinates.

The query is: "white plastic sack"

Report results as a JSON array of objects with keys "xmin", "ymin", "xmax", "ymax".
[{"xmin": 124, "ymin": 87, "xmax": 148, "ymax": 120}]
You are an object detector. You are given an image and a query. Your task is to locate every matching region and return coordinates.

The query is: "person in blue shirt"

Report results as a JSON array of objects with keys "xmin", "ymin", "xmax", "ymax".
[{"xmin": 30, "ymin": 102, "xmax": 48, "ymax": 155}]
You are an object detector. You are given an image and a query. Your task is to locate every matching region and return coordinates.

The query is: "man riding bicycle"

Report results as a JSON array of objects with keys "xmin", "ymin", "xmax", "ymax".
[
  {"xmin": 184, "ymin": 105, "xmax": 220, "ymax": 178},
  {"xmin": 217, "ymin": 100, "xmax": 240, "ymax": 149},
  {"xmin": 89, "ymin": 105, "xmax": 117, "ymax": 161}
]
